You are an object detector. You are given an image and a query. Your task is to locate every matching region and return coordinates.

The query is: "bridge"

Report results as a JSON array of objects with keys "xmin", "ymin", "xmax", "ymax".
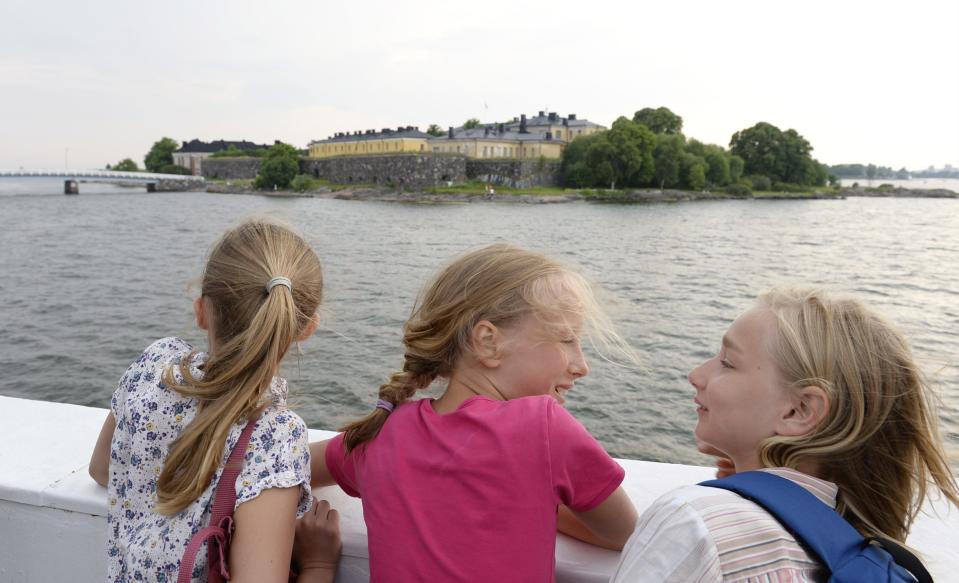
[{"xmin": 0, "ymin": 169, "xmax": 205, "ymax": 194}]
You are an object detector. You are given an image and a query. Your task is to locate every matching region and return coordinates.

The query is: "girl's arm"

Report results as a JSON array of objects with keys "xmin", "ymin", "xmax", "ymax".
[
  {"xmin": 309, "ymin": 439, "xmax": 336, "ymax": 488},
  {"xmin": 228, "ymin": 486, "xmax": 300, "ymax": 583},
  {"xmin": 89, "ymin": 412, "xmax": 116, "ymax": 486},
  {"xmin": 560, "ymin": 486, "xmax": 638, "ymax": 550}
]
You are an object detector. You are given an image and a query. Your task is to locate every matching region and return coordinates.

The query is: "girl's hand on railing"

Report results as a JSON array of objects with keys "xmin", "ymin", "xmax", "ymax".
[{"xmin": 293, "ymin": 499, "xmax": 341, "ymax": 583}]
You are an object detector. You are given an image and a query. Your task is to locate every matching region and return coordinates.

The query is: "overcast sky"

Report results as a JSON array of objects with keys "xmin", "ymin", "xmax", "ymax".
[{"xmin": 2, "ymin": 0, "xmax": 957, "ymax": 171}]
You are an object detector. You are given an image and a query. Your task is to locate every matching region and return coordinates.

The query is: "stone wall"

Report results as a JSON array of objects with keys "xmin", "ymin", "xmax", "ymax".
[
  {"xmin": 199, "ymin": 155, "xmax": 561, "ymax": 189},
  {"xmin": 466, "ymin": 159, "xmax": 562, "ymax": 188},
  {"xmin": 201, "ymin": 158, "xmax": 261, "ymax": 180},
  {"xmin": 300, "ymin": 155, "xmax": 467, "ymax": 188},
  {"xmin": 153, "ymin": 177, "xmax": 206, "ymax": 192}
]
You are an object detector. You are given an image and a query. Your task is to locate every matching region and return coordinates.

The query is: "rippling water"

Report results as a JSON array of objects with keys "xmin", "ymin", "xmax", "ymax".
[{"xmin": 1, "ymin": 180, "xmax": 957, "ymax": 467}]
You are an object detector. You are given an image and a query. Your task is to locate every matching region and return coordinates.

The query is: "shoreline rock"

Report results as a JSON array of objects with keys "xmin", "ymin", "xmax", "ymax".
[
  {"xmin": 205, "ymin": 183, "xmax": 955, "ymax": 204},
  {"xmin": 841, "ymin": 186, "xmax": 957, "ymax": 198}
]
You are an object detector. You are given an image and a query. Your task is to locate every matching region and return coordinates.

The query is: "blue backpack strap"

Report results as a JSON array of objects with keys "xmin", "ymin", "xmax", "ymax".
[{"xmin": 699, "ymin": 471, "xmax": 864, "ymax": 573}]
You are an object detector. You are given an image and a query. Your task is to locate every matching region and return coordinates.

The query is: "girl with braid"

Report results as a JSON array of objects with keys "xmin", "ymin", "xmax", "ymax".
[{"xmin": 309, "ymin": 244, "xmax": 640, "ymax": 582}]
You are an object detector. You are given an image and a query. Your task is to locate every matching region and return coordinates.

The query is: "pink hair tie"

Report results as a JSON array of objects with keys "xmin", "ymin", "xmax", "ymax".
[{"xmin": 375, "ymin": 399, "xmax": 395, "ymax": 413}]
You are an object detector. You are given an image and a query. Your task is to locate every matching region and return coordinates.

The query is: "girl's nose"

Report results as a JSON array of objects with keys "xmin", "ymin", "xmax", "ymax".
[
  {"xmin": 688, "ymin": 361, "xmax": 706, "ymax": 390},
  {"xmin": 570, "ymin": 350, "xmax": 589, "ymax": 378}
]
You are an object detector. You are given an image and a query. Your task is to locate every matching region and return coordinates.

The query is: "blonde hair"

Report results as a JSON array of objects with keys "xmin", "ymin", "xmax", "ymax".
[
  {"xmin": 341, "ymin": 243, "xmax": 637, "ymax": 452},
  {"xmin": 757, "ymin": 287, "xmax": 958, "ymax": 541},
  {"xmin": 155, "ymin": 219, "xmax": 323, "ymax": 515}
]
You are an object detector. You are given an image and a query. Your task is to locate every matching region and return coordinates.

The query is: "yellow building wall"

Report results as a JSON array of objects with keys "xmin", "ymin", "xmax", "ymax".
[
  {"xmin": 308, "ymin": 137, "xmax": 428, "ymax": 159},
  {"xmin": 430, "ymin": 139, "xmax": 563, "ymax": 160}
]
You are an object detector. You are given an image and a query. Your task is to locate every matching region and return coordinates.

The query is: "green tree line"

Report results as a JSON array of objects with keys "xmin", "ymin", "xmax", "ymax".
[{"xmin": 562, "ymin": 107, "xmax": 828, "ymax": 192}]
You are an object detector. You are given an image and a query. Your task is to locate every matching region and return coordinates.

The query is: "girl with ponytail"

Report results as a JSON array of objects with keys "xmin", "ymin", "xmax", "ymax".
[
  {"xmin": 89, "ymin": 219, "xmax": 340, "ymax": 583},
  {"xmin": 309, "ymin": 244, "xmax": 641, "ymax": 582}
]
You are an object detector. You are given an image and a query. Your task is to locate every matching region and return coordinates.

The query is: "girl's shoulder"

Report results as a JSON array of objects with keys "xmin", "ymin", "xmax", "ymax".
[
  {"xmin": 122, "ymin": 337, "xmax": 196, "ymax": 380},
  {"xmin": 249, "ymin": 378, "xmax": 309, "ymax": 447},
  {"xmin": 142, "ymin": 336, "xmax": 195, "ymax": 365}
]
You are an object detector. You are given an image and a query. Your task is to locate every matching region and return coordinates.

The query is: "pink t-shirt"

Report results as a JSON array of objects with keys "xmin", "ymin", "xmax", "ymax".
[{"xmin": 326, "ymin": 395, "xmax": 625, "ymax": 583}]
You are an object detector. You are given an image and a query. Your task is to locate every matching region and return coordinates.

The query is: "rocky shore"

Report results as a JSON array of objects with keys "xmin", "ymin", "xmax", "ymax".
[
  {"xmin": 842, "ymin": 186, "xmax": 957, "ymax": 198},
  {"xmin": 206, "ymin": 183, "xmax": 955, "ymax": 204}
]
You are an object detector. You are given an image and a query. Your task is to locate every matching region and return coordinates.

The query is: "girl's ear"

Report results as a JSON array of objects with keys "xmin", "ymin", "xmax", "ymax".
[
  {"xmin": 297, "ymin": 313, "xmax": 321, "ymax": 341},
  {"xmin": 194, "ymin": 297, "xmax": 209, "ymax": 331},
  {"xmin": 777, "ymin": 385, "xmax": 830, "ymax": 437},
  {"xmin": 470, "ymin": 320, "xmax": 502, "ymax": 368}
]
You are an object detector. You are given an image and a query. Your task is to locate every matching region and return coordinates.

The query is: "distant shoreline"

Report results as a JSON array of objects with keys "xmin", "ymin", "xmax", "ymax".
[{"xmin": 205, "ymin": 183, "xmax": 956, "ymax": 204}]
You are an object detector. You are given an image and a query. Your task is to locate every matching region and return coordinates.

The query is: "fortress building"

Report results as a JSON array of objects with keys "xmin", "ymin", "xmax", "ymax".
[
  {"xmin": 308, "ymin": 127, "xmax": 433, "ymax": 158},
  {"xmin": 308, "ymin": 112, "xmax": 605, "ymax": 161}
]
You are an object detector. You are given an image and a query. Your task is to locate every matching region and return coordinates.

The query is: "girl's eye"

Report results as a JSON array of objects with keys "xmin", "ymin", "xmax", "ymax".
[{"xmin": 720, "ymin": 358, "xmax": 734, "ymax": 369}]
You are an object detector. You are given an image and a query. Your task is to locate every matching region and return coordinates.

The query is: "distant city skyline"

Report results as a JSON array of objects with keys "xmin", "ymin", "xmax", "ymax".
[{"xmin": 2, "ymin": 0, "xmax": 957, "ymax": 171}]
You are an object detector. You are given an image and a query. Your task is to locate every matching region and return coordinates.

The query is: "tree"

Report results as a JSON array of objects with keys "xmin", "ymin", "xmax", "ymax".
[
  {"xmin": 144, "ymin": 137, "xmax": 179, "ymax": 172},
  {"xmin": 605, "ymin": 117, "xmax": 656, "ymax": 187},
  {"xmin": 561, "ymin": 132, "xmax": 605, "ymax": 187},
  {"xmin": 652, "ymin": 134, "xmax": 685, "ymax": 189},
  {"xmin": 633, "ymin": 107, "xmax": 683, "ymax": 135},
  {"xmin": 729, "ymin": 155, "xmax": 744, "ymax": 184},
  {"xmin": 463, "ymin": 118, "xmax": 481, "ymax": 130},
  {"xmin": 681, "ymin": 153, "xmax": 707, "ymax": 190},
  {"xmin": 112, "ymin": 158, "xmax": 139, "ymax": 172},
  {"xmin": 426, "ymin": 124, "xmax": 445, "ymax": 137},
  {"xmin": 729, "ymin": 122, "xmax": 824, "ymax": 186},
  {"xmin": 701, "ymin": 145, "xmax": 731, "ymax": 186},
  {"xmin": 254, "ymin": 142, "xmax": 300, "ymax": 189}
]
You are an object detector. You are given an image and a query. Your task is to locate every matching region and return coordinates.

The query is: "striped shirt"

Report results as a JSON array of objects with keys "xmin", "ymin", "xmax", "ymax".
[{"xmin": 610, "ymin": 468, "xmax": 837, "ymax": 582}]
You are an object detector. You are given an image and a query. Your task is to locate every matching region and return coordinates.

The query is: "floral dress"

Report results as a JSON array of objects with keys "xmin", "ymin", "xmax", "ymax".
[{"xmin": 106, "ymin": 337, "xmax": 312, "ymax": 582}]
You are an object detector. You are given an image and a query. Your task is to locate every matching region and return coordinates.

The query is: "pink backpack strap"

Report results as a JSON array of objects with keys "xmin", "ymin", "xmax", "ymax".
[{"xmin": 178, "ymin": 418, "xmax": 258, "ymax": 583}]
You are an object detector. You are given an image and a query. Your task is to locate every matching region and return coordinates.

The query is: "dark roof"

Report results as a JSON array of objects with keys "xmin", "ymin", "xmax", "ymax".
[
  {"xmin": 176, "ymin": 139, "xmax": 270, "ymax": 153},
  {"xmin": 311, "ymin": 128, "xmax": 431, "ymax": 144},
  {"xmin": 429, "ymin": 127, "xmax": 563, "ymax": 142},
  {"xmin": 503, "ymin": 113, "xmax": 605, "ymax": 130}
]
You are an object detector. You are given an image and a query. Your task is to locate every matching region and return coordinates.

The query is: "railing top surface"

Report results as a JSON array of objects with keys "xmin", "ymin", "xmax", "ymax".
[{"xmin": 1, "ymin": 395, "xmax": 956, "ymax": 581}]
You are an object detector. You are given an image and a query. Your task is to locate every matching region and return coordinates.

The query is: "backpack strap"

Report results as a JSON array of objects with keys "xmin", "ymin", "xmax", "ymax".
[
  {"xmin": 700, "ymin": 472, "xmax": 867, "ymax": 573},
  {"xmin": 700, "ymin": 471, "xmax": 932, "ymax": 583},
  {"xmin": 869, "ymin": 536, "xmax": 933, "ymax": 583},
  {"xmin": 177, "ymin": 418, "xmax": 258, "ymax": 583}
]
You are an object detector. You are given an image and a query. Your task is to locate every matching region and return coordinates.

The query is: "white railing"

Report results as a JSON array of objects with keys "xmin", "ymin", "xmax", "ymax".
[{"xmin": 1, "ymin": 395, "xmax": 956, "ymax": 582}]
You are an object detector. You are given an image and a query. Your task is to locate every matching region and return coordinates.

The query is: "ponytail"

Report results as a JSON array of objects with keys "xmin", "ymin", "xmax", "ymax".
[{"xmin": 156, "ymin": 220, "xmax": 323, "ymax": 515}]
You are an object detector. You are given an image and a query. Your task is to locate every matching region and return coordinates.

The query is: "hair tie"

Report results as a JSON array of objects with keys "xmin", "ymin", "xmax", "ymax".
[
  {"xmin": 265, "ymin": 276, "xmax": 292, "ymax": 293},
  {"xmin": 375, "ymin": 399, "xmax": 395, "ymax": 413}
]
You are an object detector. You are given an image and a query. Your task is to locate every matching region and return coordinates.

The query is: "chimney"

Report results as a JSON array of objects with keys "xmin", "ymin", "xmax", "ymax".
[
  {"xmin": 484, "ymin": 126, "xmax": 490, "ymax": 136},
  {"xmin": 448, "ymin": 126, "xmax": 454, "ymax": 139},
  {"xmin": 538, "ymin": 110, "xmax": 545, "ymax": 117},
  {"xmin": 568, "ymin": 113, "xmax": 577, "ymax": 120},
  {"xmin": 548, "ymin": 112, "xmax": 557, "ymax": 122},
  {"xmin": 562, "ymin": 118, "xmax": 568, "ymax": 126},
  {"xmin": 498, "ymin": 123, "xmax": 504, "ymax": 134},
  {"xmin": 513, "ymin": 117, "xmax": 519, "ymax": 122},
  {"xmin": 520, "ymin": 114, "xmax": 527, "ymax": 134},
  {"xmin": 397, "ymin": 126, "xmax": 404, "ymax": 132},
  {"xmin": 545, "ymin": 132, "xmax": 552, "ymax": 140}
]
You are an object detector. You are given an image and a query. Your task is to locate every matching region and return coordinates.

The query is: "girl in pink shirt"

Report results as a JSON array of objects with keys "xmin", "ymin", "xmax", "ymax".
[{"xmin": 310, "ymin": 244, "xmax": 640, "ymax": 582}]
